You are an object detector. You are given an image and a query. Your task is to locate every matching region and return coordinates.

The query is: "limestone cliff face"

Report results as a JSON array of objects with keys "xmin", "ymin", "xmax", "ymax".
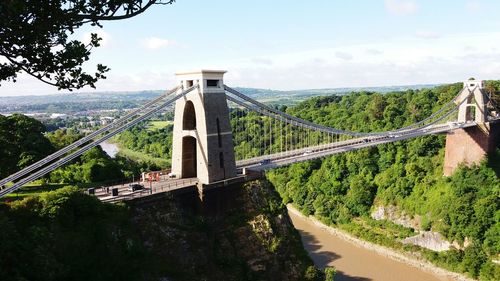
[
  {"xmin": 371, "ymin": 205, "xmax": 471, "ymax": 252},
  {"xmin": 131, "ymin": 180, "xmax": 316, "ymax": 281}
]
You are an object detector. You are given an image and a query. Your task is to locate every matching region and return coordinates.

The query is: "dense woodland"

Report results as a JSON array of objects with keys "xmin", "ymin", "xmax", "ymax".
[
  {"xmin": 263, "ymin": 82, "xmax": 500, "ymax": 280},
  {"xmin": 115, "ymin": 123, "xmax": 173, "ymax": 160},
  {"xmin": 0, "ymin": 180, "xmax": 331, "ymax": 281}
]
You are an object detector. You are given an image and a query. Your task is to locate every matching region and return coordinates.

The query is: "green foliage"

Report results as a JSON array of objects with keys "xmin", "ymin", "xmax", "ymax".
[
  {"xmin": 324, "ymin": 266, "xmax": 337, "ymax": 281},
  {"xmin": 0, "ymin": 114, "xmax": 55, "ymax": 178},
  {"xmin": 0, "ymin": 179, "xmax": 322, "ymax": 281},
  {"xmin": 484, "ymin": 80, "xmax": 500, "ymax": 108},
  {"xmin": 46, "ymin": 129, "xmax": 83, "ymax": 149},
  {"xmin": 461, "ymin": 244, "xmax": 487, "ymax": 278},
  {"xmin": 479, "ymin": 261, "xmax": 500, "ymax": 281},
  {"xmin": 49, "ymin": 146, "xmax": 125, "ymax": 184},
  {"xmin": 1, "ymin": 0, "xmax": 175, "ymax": 90},
  {"xmin": 265, "ymin": 84, "xmax": 500, "ymax": 280},
  {"xmin": 115, "ymin": 121, "xmax": 173, "ymax": 161},
  {"xmin": 45, "ymin": 128, "xmax": 160, "ymax": 185},
  {"xmin": 304, "ymin": 265, "xmax": 321, "ymax": 281},
  {"xmin": 0, "ymin": 186, "xmax": 149, "ymax": 281}
]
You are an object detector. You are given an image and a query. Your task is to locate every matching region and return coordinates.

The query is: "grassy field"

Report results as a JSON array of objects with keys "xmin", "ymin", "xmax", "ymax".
[
  {"xmin": 1, "ymin": 181, "xmax": 117, "ymax": 202},
  {"xmin": 2, "ymin": 183, "xmax": 66, "ymax": 201},
  {"xmin": 117, "ymin": 146, "xmax": 170, "ymax": 168},
  {"xmin": 147, "ymin": 120, "xmax": 172, "ymax": 131}
]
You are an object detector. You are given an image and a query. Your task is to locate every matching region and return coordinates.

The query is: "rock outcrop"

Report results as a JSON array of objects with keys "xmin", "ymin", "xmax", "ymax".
[
  {"xmin": 131, "ymin": 179, "xmax": 318, "ymax": 281},
  {"xmin": 371, "ymin": 205, "xmax": 420, "ymax": 229},
  {"xmin": 402, "ymin": 231, "xmax": 452, "ymax": 251}
]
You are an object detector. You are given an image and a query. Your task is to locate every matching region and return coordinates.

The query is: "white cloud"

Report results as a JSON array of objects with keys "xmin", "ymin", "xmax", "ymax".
[
  {"xmin": 142, "ymin": 37, "xmax": 173, "ymax": 50},
  {"xmin": 465, "ymin": 0, "xmax": 482, "ymax": 12},
  {"xmin": 96, "ymin": 70, "xmax": 176, "ymax": 91},
  {"xmin": 415, "ymin": 31, "xmax": 441, "ymax": 39},
  {"xmin": 385, "ymin": 0, "xmax": 418, "ymax": 15},
  {"xmin": 82, "ymin": 30, "xmax": 111, "ymax": 47},
  {"xmin": 223, "ymin": 32, "xmax": 500, "ymax": 90},
  {"xmin": 335, "ymin": 51, "xmax": 353, "ymax": 61},
  {"xmin": 0, "ymin": 73, "xmax": 59, "ymax": 96},
  {"xmin": 366, "ymin": 49, "xmax": 383, "ymax": 55},
  {"xmin": 4, "ymin": 32, "xmax": 500, "ymax": 96},
  {"xmin": 251, "ymin": 58, "xmax": 273, "ymax": 66}
]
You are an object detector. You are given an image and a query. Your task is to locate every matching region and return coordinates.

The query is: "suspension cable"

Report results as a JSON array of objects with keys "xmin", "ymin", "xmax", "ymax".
[{"xmin": 0, "ymin": 85, "xmax": 199, "ymax": 197}]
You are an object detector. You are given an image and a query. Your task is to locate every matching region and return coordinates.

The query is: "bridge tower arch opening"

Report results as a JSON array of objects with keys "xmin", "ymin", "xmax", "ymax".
[
  {"xmin": 183, "ymin": 101, "xmax": 196, "ymax": 130},
  {"xmin": 181, "ymin": 136, "xmax": 197, "ymax": 178},
  {"xmin": 457, "ymin": 78, "xmax": 487, "ymax": 123},
  {"xmin": 171, "ymin": 70, "xmax": 237, "ymax": 185},
  {"xmin": 465, "ymin": 105, "xmax": 476, "ymax": 122}
]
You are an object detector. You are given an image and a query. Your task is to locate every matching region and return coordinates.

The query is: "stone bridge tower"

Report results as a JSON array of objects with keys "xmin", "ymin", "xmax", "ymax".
[
  {"xmin": 171, "ymin": 70, "xmax": 236, "ymax": 184},
  {"xmin": 456, "ymin": 78, "xmax": 487, "ymax": 123},
  {"xmin": 443, "ymin": 79, "xmax": 499, "ymax": 176}
]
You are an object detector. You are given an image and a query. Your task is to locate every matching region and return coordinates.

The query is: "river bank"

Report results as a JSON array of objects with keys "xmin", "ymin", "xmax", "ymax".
[{"xmin": 287, "ymin": 204, "xmax": 475, "ymax": 281}]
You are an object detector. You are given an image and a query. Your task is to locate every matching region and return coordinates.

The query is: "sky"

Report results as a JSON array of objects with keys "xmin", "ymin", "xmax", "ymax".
[{"xmin": 1, "ymin": 0, "xmax": 500, "ymax": 96}]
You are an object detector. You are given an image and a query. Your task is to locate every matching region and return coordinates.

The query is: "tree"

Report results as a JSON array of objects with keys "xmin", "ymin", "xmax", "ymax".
[
  {"xmin": 324, "ymin": 267, "xmax": 337, "ymax": 281},
  {"xmin": 345, "ymin": 174, "xmax": 376, "ymax": 216},
  {"xmin": 46, "ymin": 129, "xmax": 83, "ymax": 149},
  {"xmin": 0, "ymin": 0, "xmax": 175, "ymax": 90},
  {"xmin": 304, "ymin": 265, "xmax": 321, "ymax": 281},
  {"xmin": 0, "ymin": 114, "xmax": 55, "ymax": 178},
  {"xmin": 485, "ymin": 80, "xmax": 500, "ymax": 111}
]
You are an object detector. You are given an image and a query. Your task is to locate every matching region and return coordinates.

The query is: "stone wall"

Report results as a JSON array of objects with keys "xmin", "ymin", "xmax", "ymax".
[{"xmin": 443, "ymin": 122, "xmax": 500, "ymax": 176}]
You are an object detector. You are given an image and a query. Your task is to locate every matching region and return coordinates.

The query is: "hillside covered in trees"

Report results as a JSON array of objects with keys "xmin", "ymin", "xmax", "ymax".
[
  {"xmin": 262, "ymin": 83, "xmax": 500, "ymax": 280},
  {"xmin": 0, "ymin": 180, "xmax": 330, "ymax": 281}
]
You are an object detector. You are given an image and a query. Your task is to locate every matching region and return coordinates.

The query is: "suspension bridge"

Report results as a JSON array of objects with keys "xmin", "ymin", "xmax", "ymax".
[{"xmin": 0, "ymin": 70, "xmax": 498, "ymax": 200}]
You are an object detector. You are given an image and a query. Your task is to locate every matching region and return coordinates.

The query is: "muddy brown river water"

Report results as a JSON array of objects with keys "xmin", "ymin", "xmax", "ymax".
[{"xmin": 288, "ymin": 209, "xmax": 455, "ymax": 281}]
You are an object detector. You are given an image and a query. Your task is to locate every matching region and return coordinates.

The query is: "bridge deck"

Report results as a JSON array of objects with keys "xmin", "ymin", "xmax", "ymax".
[
  {"xmin": 96, "ymin": 177, "xmax": 198, "ymax": 203},
  {"xmin": 240, "ymin": 122, "xmax": 480, "ymax": 171}
]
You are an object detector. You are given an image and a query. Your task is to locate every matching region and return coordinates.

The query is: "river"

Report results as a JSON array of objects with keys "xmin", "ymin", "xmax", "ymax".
[
  {"xmin": 99, "ymin": 141, "xmax": 119, "ymax": 158},
  {"xmin": 288, "ymin": 208, "xmax": 456, "ymax": 281}
]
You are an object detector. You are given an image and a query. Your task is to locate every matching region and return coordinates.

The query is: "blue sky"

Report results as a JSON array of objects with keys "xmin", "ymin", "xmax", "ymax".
[{"xmin": 2, "ymin": 0, "xmax": 500, "ymax": 96}]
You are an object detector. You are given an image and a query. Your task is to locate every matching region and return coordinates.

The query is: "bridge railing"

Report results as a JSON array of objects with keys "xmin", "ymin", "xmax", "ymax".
[{"xmin": 99, "ymin": 178, "xmax": 198, "ymax": 203}]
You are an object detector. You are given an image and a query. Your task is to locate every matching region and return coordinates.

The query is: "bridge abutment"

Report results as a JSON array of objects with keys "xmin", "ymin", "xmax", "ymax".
[
  {"xmin": 443, "ymin": 79, "xmax": 499, "ymax": 175},
  {"xmin": 444, "ymin": 121, "xmax": 499, "ymax": 176}
]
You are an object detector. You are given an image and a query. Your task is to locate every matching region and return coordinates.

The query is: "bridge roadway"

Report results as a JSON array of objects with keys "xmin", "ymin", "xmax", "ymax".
[
  {"xmin": 238, "ymin": 121, "xmax": 480, "ymax": 171},
  {"xmin": 95, "ymin": 177, "xmax": 197, "ymax": 203}
]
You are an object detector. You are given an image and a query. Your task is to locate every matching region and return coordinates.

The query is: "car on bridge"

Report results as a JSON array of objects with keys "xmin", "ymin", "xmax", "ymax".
[
  {"xmin": 259, "ymin": 159, "xmax": 271, "ymax": 165},
  {"xmin": 447, "ymin": 121, "xmax": 460, "ymax": 128},
  {"xmin": 129, "ymin": 183, "xmax": 145, "ymax": 192}
]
